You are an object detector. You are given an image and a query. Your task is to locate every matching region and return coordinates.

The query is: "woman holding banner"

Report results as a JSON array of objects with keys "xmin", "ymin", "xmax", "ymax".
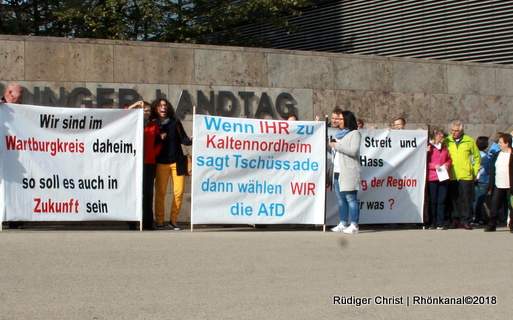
[
  {"xmin": 153, "ymin": 99, "xmax": 192, "ymax": 230},
  {"xmin": 129, "ymin": 100, "xmax": 161, "ymax": 230},
  {"xmin": 330, "ymin": 111, "xmax": 361, "ymax": 234}
]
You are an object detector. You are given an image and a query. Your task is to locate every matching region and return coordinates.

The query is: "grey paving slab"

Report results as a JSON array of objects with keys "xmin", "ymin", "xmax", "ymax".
[{"xmin": 0, "ymin": 227, "xmax": 511, "ymax": 320}]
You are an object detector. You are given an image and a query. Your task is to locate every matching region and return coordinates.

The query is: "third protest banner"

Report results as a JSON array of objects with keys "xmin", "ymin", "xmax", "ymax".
[{"xmin": 326, "ymin": 129, "xmax": 427, "ymax": 225}]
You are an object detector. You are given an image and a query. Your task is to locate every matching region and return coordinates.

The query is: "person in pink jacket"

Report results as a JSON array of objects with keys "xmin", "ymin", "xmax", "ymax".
[{"xmin": 427, "ymin": 127, "xmax": 452, "ymax": 229}]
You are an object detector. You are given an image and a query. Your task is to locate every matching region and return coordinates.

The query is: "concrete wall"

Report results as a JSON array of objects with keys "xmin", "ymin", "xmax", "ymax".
[
  {"xmin": 2, "ymin": 35, "xmax": 512, "ymax": 134},
  {"xmin": 2, "ymin": 35, "xmax": 512, "ymax": 222}
]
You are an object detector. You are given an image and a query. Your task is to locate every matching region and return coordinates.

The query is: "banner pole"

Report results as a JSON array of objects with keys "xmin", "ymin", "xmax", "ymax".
[
  {"xmin": 0, "ymin": 190, "xmax": 2, "ymax": 232},
  {"xmin": 1, "ymin": 145, "xmax": 3, "ymax": 232},
  {"xmin": 139, "ymin": 108, "xmax": 144, "ymax": 231},
  {"xmin": 323, "ymin": 115, "xmax": 328, "ymax": 232},
  {"xmin": 190, "ymin": 105, "xmax": 196, "ymax": 233}
]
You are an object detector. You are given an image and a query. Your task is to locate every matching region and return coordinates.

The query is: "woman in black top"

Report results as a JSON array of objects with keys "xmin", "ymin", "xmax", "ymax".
[
  {"xmin": 152, "ymin": 98, "xmax": 192, "ymax": 230},
  {"xmin": 485, "ymin": 133, "xmax": 513, "ymax": 232}
]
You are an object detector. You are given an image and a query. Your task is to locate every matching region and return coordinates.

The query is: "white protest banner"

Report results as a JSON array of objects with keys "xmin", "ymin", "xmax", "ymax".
[
  {"xmin": 326, "ymin": 129, "xmax": 427, "ymax": 225},
  {"xmin": 0, "ymin": 104, "xmax": 143, "ymax": 222},
  {"xmin": 191, "ymin": 115, "xmax": 325, "ymax": 225}
]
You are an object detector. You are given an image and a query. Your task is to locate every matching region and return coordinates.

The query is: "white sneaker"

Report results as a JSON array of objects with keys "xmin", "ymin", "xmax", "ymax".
[
  {"xmin": 343, "ymin": 224, "xmax": 359, "ymax": 234},
  {"xmin": 167, "ymin": 223, "xmax": 181, "ymax": 231},
  {"xmin": 331, "ymin": 223, "xmax": 347, "ymax": 232}
]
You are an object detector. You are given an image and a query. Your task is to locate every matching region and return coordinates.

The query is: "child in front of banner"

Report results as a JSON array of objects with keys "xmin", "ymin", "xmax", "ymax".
[
  {"xmin": 153, "ymin": 99, "xmax": 192, "ymax": 230},
  {"xmin": 330, "ymin": 110, "xmax": 362, "ymax": 234}
]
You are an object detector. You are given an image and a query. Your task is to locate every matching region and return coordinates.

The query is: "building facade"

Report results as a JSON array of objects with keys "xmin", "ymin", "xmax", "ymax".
[{"xmin": 239, "ymin": 0, "xmax": 513, "ymax": 65}]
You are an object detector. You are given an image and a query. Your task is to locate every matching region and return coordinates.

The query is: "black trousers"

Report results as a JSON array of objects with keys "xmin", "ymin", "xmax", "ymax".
[
  {"xmin": 449, "ymin": 180, "xmax": 474, "ymax": 224},
  {"xmin": 142, "ymin": 164, "xmax": 156, "ymax": 229},
  {"xmin": 489, "ymin": 188, "xmax": 512, "ymax": 227},
  {"xmin": 428, "ymin": 181, "xmax": 448, "ymax": 227}
]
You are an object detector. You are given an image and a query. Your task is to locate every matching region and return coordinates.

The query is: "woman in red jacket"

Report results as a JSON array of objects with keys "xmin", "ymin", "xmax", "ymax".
[
  {"xmin": 129, "ymin": 100, "xmax": 161, "ymax": 230},
  {"xmin": 427, "ymin": 127, "xmax": 452, "ymax": 230}
]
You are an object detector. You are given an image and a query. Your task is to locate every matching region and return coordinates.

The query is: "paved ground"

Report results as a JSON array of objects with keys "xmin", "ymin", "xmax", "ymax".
[{"xmin": 0, "ymin": 225, "xmax": 511, "ymax": 320}]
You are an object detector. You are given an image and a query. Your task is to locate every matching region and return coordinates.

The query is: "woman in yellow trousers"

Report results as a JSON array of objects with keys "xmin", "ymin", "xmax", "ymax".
[{"xmin": 152, "ymin": 98, "xmax": 192, "ymax": 230}]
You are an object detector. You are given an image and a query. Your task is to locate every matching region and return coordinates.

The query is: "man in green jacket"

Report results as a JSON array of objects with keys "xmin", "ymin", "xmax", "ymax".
[{"xmin": 445, "ymin": 120, "xmax": 480, "ymax": 230}]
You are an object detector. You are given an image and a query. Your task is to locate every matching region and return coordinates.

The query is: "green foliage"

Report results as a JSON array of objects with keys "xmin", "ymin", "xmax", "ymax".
[{"xmin": 0, "ymin": 0, "xmax": 312, "ymax": 45}]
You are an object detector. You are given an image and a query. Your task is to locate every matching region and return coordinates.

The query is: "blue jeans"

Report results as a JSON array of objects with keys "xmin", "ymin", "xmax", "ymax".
[
  {"xmin": 333, "ymin": 175, "xmax": 360, "ymax": 225},
  {"xmin": 473, "ymin": 182, "xmax": 488, "ymax": 223}
]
